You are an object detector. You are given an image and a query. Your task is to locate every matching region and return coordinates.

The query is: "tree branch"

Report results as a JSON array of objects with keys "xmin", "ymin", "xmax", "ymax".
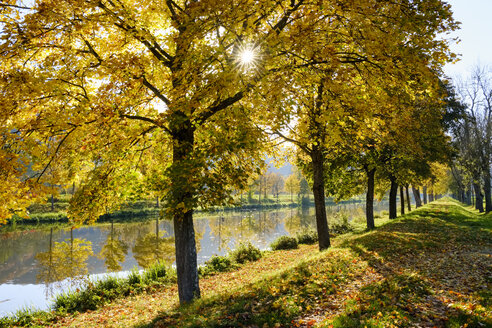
[
  {"xmin": 195, "ymin": 88, "xmax": 248, "ymax": 125},
  {"xmin": 97, "ymin": 1, "xmax": 174, "ymax": 66},
  {"xmin": 140, "ymin": 75, "xmax": 171, "ymax": 105},
  {"xmin": 36, "ymin": 127, "xmax": 77, "ymax": 183},
  {"xmin": 274, "ymin": 129, "xmax": 311, "ymax": 155},
  {"xmin": 120, "ymin": 114, "xmax": 172, "ymax": 135}
]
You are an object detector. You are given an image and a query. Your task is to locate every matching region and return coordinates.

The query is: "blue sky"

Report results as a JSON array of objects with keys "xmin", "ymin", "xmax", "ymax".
[{"xmin": 443, "ymin": 0, "xmax": 492, "ymax": 78}]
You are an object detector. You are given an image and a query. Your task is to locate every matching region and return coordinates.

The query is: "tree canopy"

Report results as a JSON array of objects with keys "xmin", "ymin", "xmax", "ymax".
[{"xmin": 0, "ymin": 0, "xmax": 458, "ymax": 303}]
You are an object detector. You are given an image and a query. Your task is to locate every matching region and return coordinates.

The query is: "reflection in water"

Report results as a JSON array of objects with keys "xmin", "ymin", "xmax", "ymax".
[
  {"xmin": 285, "ymin": 208, "xmax": 316, "ymax": 235},
  {"xmin": 99, "ymin": 221, "xmax": 129, "ymax": 272},
  {"xmin": 35, "ymin": 228, "xmax": 93, "ymax": 297},
  {"xmin": 132, "ymin": 218, "xmax": 175, "ymax": 268},
  {"xmin": 208, "ymin": 217, "xmax": 229, "ymax": 252}
]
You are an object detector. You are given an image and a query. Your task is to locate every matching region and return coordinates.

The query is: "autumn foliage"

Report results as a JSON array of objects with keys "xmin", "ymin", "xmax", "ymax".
[{"xmin": 1, "ymin": 0, "xmax": 458, "ymax": 303}]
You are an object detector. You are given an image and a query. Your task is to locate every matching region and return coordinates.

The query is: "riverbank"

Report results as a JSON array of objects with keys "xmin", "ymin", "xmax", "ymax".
[
  {"xmin": 2, "ymin": 197, "xmax": 364, "ymax": 233},
  {"xmin": 5, "ymin": 198, "xmax": 490, "ymax": 327}
]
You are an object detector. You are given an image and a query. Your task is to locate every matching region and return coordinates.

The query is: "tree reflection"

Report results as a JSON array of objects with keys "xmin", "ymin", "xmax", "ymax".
[
  {"xmin": 132, "ymin": 218, "xmax": 175, "ymax": 268},
  {"xmin": 208, "ymin": 216, "xmax": 233, "ymax": 251},
  {"xmin": 35, "ymin": 228, "xmax": 93, "ymax": 297},
  {"xmin": 284, "ymin": 208, "xmax": 316, "ymax": 235},
  {"xmin": 99, "ymin": 221, "xmax": 129, "ymax": 272}
]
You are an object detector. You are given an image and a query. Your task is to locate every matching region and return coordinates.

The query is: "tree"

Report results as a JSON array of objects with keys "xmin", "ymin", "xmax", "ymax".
[
  {"xmin": 453, "ymin": 68, "xmax": 492, "ymax": 212},
  {"xmin": 268, "ymin": 172, "xmax": 284, "ymax": 202},
  {"xmin": 270, "ymin": 0, "xmax": 457, "ymax": 232},
  {"xmin": 284, "ymin": 173, "xmax": 300, "ymax": 202},
  {"xmin": 0, "ymin": 0, "xmax": 316, "ymax": 303}
]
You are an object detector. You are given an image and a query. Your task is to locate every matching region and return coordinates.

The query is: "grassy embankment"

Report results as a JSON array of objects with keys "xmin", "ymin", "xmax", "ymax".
[{"xmin": 4, "ymin": 197, "xmax": 490, "ymax": 328}]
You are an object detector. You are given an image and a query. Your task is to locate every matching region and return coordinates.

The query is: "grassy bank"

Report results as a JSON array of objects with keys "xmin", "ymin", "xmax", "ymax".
[{"xmin": 5, "ymin": 198, "xmax": 491, "ymax": 327}]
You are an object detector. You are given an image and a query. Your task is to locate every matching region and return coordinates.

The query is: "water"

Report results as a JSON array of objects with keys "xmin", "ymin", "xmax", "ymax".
[{"xmin": 0, "ymin": 202, "xmax": 386, "ymax": 316}]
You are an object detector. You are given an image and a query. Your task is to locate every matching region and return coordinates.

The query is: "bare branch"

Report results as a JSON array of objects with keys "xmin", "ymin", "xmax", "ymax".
[{"xmin": 36, "ymin": 127, "xmax": 77, "ymax": 183}]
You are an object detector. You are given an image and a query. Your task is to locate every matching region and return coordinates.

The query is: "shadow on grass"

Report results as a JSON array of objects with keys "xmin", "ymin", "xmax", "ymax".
[
  {"xmin": 331, "ymin": 198, "xmax": 492, "ymax": 327},
  {"xmin": 134, "ymin": 251, "xmax": 363, "ymax": 328}
]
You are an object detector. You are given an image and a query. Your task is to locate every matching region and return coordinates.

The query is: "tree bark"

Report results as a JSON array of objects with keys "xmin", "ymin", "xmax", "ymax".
[
  {"xmin": 171, "ymin": 118, "xmax": 200, "ymax": 304},
  {"xmin": 470, "ymin": 182, "xmax": 474, "ymax": 206},
  {"xmin": 474, "ymin": 182, "xmax": 484, "ymax": 213},
  {"xmin": 412, "ymin": 186, "xmax": 422, "ymax": 208},
  {"xmin": 365, "ymin": 167, "xmax": 376, "ymax": 230},
  {"xmin": 483, "ymin": 169, "xmax": 492, "ymax": 212},
  {"xmin": 173, "ymin": 209, "xmax": 200, "ymax": 302},
  {"xmin": 311, "ymin": 148, "xmax": 331, "ymax": 250},
  {"xmin": 400, "ymin": 185, "xmax": 405, "ymax": 216},
  {"xmin": 405, "ymin": 185, "xmax": 411, "ymax": 211},
  {"xmin": 422, "ymin": 186, "xmax": 427, "ymax": 204},
  {"xmin": 464, "ymin": 184, "xmax": 472, "ymax": 205},
  {"xmin": 389, "ymin": 176, "xmax": 398, "ymax": 219}
]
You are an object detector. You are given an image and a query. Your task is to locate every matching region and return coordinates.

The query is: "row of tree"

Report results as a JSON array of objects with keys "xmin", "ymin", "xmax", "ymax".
[
  {"xmin": 447, "ymin": 68, "xmax": 492, "ymax": 212},
  {"xmin": 0, "ymin": 0, "xmax": 458, "ymax": 303}
]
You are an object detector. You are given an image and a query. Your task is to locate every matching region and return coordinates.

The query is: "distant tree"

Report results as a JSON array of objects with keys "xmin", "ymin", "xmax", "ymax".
[
  {"xmin": 284, "ymin": 174, "xmax": 300, "ymax": 202},
  {"xmin": 268, "ymin": 173, "xmax": 284, "ymax": 202}
]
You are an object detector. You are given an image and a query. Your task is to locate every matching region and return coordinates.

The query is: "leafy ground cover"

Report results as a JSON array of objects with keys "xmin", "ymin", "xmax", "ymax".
[{"xmin": 6, "ymin": 198, "xmax": 491, "ymax": 327}]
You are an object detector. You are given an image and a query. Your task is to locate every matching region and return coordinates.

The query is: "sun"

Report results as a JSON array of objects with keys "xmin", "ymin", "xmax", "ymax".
[
  {"xmin": 240, "ymin": 48, "xmax": 255, "ymax": 65},
  {"xmin": 236, "ymin": 44, "xmax": 259, "ymax": 72}
]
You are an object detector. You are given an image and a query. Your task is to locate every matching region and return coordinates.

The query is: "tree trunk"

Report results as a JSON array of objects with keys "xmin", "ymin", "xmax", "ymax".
[
  {"xmin": 412, "ymin": 186, "xmax": 422, "ymax": 208},
  {"xmin": 464, "ymin": 184, "xmax": 471, "ymax": 205},
  {"xmin": 474, "ymin": 182, "xmax": 484, "ymax": 213},
  {"xmin": 483, "ymin": 169, "xmax": 492, "ymax": 212},
  {"xmin": 400, "ymin": 185, "xmax": 405, "ymax": 216},
  {"xmin": 405, "ymin": 185, "xmax": 411, "ymax": 211},
  {"xmin": 171, "ymin": 119, "xmax": 200, "ymax": 304},
  {"xmin": 365, "ymin": 167, "xmax": 376, "ymax": 230},
  {"xmin": 173, "ymin": 209, "xmax": 200, "ymax": 302},
  {"xmin": 470, "ymin": 182, "xmax": 474, "ymax": 206},
  {"xmin": 156, "ymin": 196, "xmax": 160, "ymax": 208},
  {"xmin": 422, "ymin": 186, "xmax": 427, "ymax": 204},
  {"xmin": 50, "ymin": 194, "xmax": 54, "ymax": 212},
  {"xmin": 389, "ymin": 176, "xmax": 397, "ymax": 219},
  {"xmin": 311, "ymin": 149, "xmax": 331, "ymax": 250}
]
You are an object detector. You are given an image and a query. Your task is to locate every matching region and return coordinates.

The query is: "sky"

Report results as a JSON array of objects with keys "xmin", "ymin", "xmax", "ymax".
[{"xmin": 443, "ymin": 0, "xmax": 492, "ymax": 79}]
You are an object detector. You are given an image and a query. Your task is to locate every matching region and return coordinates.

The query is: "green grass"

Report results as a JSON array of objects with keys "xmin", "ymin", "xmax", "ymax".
[{"xmin": 147, "ymin": 249, "xmax": 364, "ymax": 328}]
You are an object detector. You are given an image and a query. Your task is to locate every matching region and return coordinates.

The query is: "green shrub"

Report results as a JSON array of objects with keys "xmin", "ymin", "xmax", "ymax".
[
  {"xmin": 229, "ymin": 242, "xmax": 262, "ymax": 264},
  {"xmin": 330, "ymin": 222, "xmax": 354, "ymax": 235},
  {"xmin": 127, "ymin": 269, "xmax": 143, "ymax": 286},
  {"xmin": 143, "ymin": 261, "xmax": 167, "ymax": 282},
  {"xmin": 296, "ymin": 230, "xmax": 318, "ymax": 244},
  {"xmin": 199, "ymin": 255, "xmax": 235, "ymax": 276},
  {"xmin": 270, "ymin": 235, "xmax": 298, "ymax": 250},
  {"xmin": 0, "ymin": 308, "xmax": 56, "ymax": 327},
  {"xmin": 54, "ymin": 262, "xmax": 168, "ymax": 314},
  {"xmin": 330, "ymin": 212, "xmax": 353, "ymax": 235}
]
